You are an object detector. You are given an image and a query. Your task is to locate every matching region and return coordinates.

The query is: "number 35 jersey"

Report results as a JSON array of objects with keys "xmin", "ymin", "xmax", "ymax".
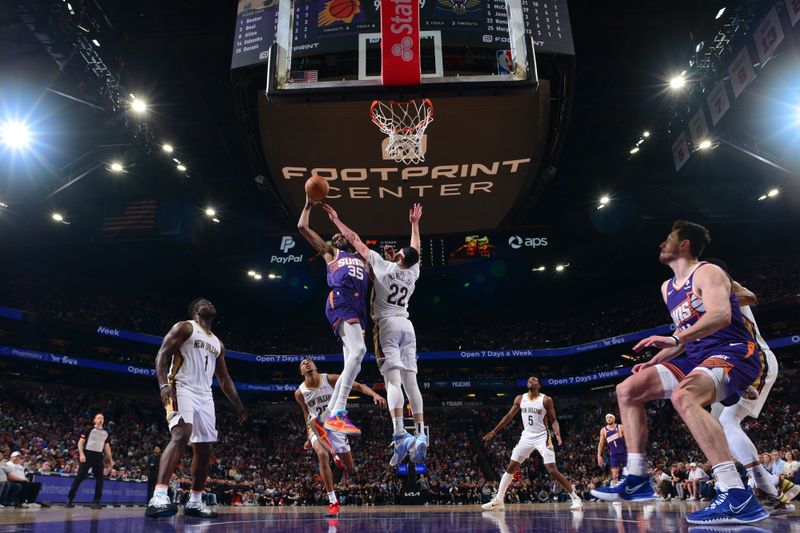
[
  {"xmin": 325, "ymin": 250, "xmax": 370, "ymax": 332},
  {"xmin": 168, "ymin": 320, "xmax": 220, "ymax": 394},
  {"xmin": 368, "ymin": 250, "xmax": 420, "ymax": 320}
]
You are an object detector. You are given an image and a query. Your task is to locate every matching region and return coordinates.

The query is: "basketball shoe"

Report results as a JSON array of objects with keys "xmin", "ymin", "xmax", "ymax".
[
  {"xmin": 481, "ymin": 499, "xmax": 505, "ymax": 511},
  {"xmin": 685, "ymin": 488, "xmax": 768, "ymax": 525},
  {"xmin": 185, "ymin": 500, "xmax": 219, "ymax": 519},
  {"xmin": 410, "ymin": 433, "xmax": 428, "ymax": 464},
  {"xmin": 145, "ymin": 493, "xmax": 178, "ymax": 518},
  {"xmin": 756, "ymin": 489, "xmax": 795, "ymax": 516},
  {"xmin": 308, "ymin": 416, "xmax": 335, "ymax": 453},
  {"xmin": 327, "ymin": 501, "xmax": 340, "ymax": 517},
  {"xmin": 590, "ymin": 473, "xmax": 655, "ymax": 502},
  {"xmin": 778, "ymin": 478, "xmax": 800, "ymax": 502},
  {"xmin": 324, "ymin": 410, "xmax": 361, "ymax": 435},
  {"xmin": 390, "ymin": 432, "xmax": 416, "ymax": 466}
]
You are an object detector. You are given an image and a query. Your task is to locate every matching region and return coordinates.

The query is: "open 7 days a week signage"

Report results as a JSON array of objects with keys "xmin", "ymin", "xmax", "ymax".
[{"xmin": 259, "ymin": 89, "xmax": 551, "ymax": 236}]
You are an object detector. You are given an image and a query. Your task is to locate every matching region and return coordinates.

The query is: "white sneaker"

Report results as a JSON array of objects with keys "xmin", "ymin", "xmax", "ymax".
[
  {"xmin": 570, "ymin": 498, "xmax": 583, "ymax": 510},
  {"xmin": 481, "ymin": 499, "xmax": 505, "ymax": 511}
]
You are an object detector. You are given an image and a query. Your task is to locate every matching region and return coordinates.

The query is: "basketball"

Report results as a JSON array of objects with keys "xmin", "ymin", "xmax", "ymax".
[
  {"xmin": 328, "ymin": 0, "xmax": 358, "ymax": 19},
  {"xmin": 305, "ymin": 175, "xmax": 330, "ymax": 201}
]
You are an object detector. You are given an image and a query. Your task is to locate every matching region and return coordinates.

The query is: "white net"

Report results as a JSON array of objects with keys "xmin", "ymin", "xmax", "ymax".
[{"xmin": 369, "ymin": 98, "xmax": 434, "ymax": 165}]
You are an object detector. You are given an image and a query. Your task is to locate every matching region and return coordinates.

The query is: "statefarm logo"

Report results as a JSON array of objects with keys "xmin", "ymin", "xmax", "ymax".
[{"xmin": 389, "ymin": 0, "xmax": 415, "ymax": 62}]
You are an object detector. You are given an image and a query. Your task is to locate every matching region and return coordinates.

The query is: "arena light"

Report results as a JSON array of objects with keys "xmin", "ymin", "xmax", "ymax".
[
  {"xmin": 1, "ymin": 120, "xmax": 32, "ymax": 150},
  {"xmin": 130, "ymin": 96, "xmax": 147, "ymax": 114},
  {"xmin": 758, "ymin": 195, "xmax": 767, "ymax": 201},
  {"xmin": 532, "ymin": 266, "xmax": 546, "ymax": 272},
  {"xmin": 247, "ymin": 270, "xmax": 256, "ymax": 277},
  {"xmin": 599, "ymin": 195, "xmax": 610, "ymax": 205},
  {"xmin": 162, "ymin": 144, "xmax": 174, "ymax": 153},
  {"xmin": 268, "ymin": 273, "xmax": 276, "ymax": 280},
  {"xmin": 254, "ymin": 274, "xmax": 262, "ymax": 280},
  {"xmin": 767, "ymin": 188, "xmax": 780, "ymax": 198},
  {"xmin": 205, "ymin": 207, "xmax": 216, "ymax": 217},
  {"xmin": 303, "ymin": 285, "xmax": 309, "ymax": 290},
  {"xmin": 467, "ymin": 393, "xmax": 477, "ymax": 398},
  {"xmin": 629, "ymin": 147, "xmax": 640, "ymax": 154},
  {"xmin": 176, "ymin": 164, "xmax": 187, "ymax": 172},
  {"xmin": 172, "ymin": 158, "xmax": 180, "ymax": 163},
  {"xmin": 555, "ymin": 264, "xmax": 566, "ymax": 272},
  {"xmin": 51, "ymin": 212, "xmax": 69, "ymax": 224},
  {"xmin": 715, "ymin": 7, "xmax": 726, "ymax": 19},
  {"xmin": 109, "ymin": 161, "xmax": 124, "ymax": 172},
  {"xmin": 212, "ymin": 217, "xmax": 220, "ymax": 223},
  {"xmin": 669, "ymin": 75, "xmax": 686, "ymax": 90},
  {"xmin": 643, "ymin": 131, "xmax": 651, "ymax": 138},
  {"xmin": 91, "ymin": 39, "xmax": 100, "ymax": 47},
  {"xmin": 697, "ymin": 139, "xmax": 713, "ymax": 150},
  {"xmin": 0, "ymin": 201, "xmax": 7, "ymax": 208}
]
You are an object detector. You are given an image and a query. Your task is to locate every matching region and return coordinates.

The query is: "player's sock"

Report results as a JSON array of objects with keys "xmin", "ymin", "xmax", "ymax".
[
  {"xmin": 327, "ymin": 491, "xmax": 337, "ymax": 504},
  {"xmin": 570, "ymin": 490, "xmax": 580, "ymax": 500},
  {"xmin": 393, "ymin": 416, "xmax": 405, "ymax": 434},
  {"xmin": 415, "ymin": 421, "xmax": 425, "ymax": 435},
  {"xmin": 189, "ymin": 491, "xmax": 202, "ymax": 504},
  {"xmin": 713, "ymin": 461, "xmax": 744, "ymax": 491},
  {"xmin": 153, "ymin": 484, "xmax": 168, "ymax": 498},
  {"xmin": 497, "ymin": 472, "xmax": 513, "ymax": 501},
  {"xmin": 748, "ymin": 464, "xmax": 779, "ymax": 496},
  {"xmin": 626, "ymin": 453, "xmax": 648, "ymax": 477}
]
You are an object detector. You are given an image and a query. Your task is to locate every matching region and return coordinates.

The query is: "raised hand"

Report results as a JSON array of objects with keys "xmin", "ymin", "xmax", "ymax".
[{"xmin": 409, "ymin": 203, "xmax": 423, "ymax": 224}]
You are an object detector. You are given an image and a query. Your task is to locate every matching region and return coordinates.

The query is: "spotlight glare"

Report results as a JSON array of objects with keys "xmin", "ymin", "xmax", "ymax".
[
  {"xmin": 91, "ymin": 39, "xmax": 100, "ymax": 47},
  {"xmin": 172, "ymin": 158, "xmax": 180, "ymax": 163},
  {"xmin": 162, "ymin": 144, "xmax": 174, "ymax": 153},
  {"xmin": 767, "ymin": 188, "xmax": 779, "ymax": 198},
  {"xmin": 669, "ymin": 75, "xmax": 686, "ymax": 90},
  {"xmin": 52, "ymin": 213, "xmax": 64, "ymax": 222},
  {"xmin": 630, "ymin": 147, "xmax": 640, "ymax": 154},
  {"xmin": 268, "ymin": 273, "xmax": 276, "ymax": 279},
  {"xmin": 130, "ymin": 97, "xmax": 147, "ymax": 114},
  {"xmin": 643, "ymin": 131, "xmax": 651, "ymax": 138},
  {"xmin": 758, "ymin": 195, "xmax": 767, "ymax": 201},
  {"xmin": 109, "ymin": 162, "xmax": 124, "ymax": 172},
  {"xmin": 555, "ymin": 264, "xmax": 565, "ymax": 272},
  {"xmin": 247, "ymin": 270, "xmax": 256, "ymax": 277},
  {"xmin": 597, "ymin": 204, "xmax": 605, "ymax": 210},
  {"xmin": 254, "ymin": 274, "xmax": 262, "ymax": 280},
  {"xmin": 205, "ymin": 208, "xmax": 216, "ymax": 217},
  {"xmin": 176, "ymin": 164, "xmax": 187, "ymax": 172},
  {"xmin": 1, "ymin": 121, "xmax": 32, "ymax": 150},
  {"xmin": 599, "ymin": 195, "xmax": 610, "ymax": 205},
  {"xmin": 715, "ymin": 7, "xmax": 726, "ymax": 19},
  {"xmin": 698, "ymin": 139, "xmax": 712, "ymax": 150},
  {"xmin": 0, "ymin": 202, "xmax": 7, "ymax": 208},
  {"xmin": 212, "ymin": 217, "xmax": 220, "ymax": 223}
]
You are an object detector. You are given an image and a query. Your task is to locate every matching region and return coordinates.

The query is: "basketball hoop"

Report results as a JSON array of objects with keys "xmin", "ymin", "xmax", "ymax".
[{"xmin": 369, "ymin": 98, "xmax": 434, "ymax": 165}]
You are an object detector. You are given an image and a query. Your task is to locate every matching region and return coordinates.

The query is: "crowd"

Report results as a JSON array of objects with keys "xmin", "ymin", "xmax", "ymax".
[
  {"xmin": 2, "ymin": 254, "xmax": 798, "ymax": 356},
  {"xmin": 2, "ymin": 369, "xmax": 800, "ymax": 508}
]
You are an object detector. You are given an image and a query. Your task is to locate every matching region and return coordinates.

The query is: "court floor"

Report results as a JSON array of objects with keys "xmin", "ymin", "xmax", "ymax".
[{"xmin": 0, "ymin": 502, "xmax": 798, "ymax": 532}]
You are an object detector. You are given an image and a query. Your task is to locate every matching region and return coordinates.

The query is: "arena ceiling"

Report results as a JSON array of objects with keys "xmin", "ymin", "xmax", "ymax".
[{"xmin": 1, "ymin": 0, "xmax": 798, "ymax": 290}]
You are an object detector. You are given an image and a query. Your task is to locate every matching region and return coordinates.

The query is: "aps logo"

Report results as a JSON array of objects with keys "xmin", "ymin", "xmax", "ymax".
[{"xmin": 508, "ymin": 235, "xmax": 548, "ymax": 250}]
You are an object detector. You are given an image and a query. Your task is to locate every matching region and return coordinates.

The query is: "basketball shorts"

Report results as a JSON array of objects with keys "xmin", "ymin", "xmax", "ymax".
[
  {"xmin": 168, "ymin": 387, "xmax": 218, "ymax": 443},
  {"xmin": 692, "ymin": 341, "xmax": 762, "ymax": 407},
  {"xmin": 609, "ymin": 454, "xmax": 627, "ymax": 469},
  {"xmin": 325, "ymin": 290, "xmax": 367, "ymax": 334},
  {"xmin": 654, "ymin": 355, "xmax": 699, "ymax": 398},
  {"xmin": 711, "ymin": 345, "xmax": 777, "ymax": 419},
  {"xmin": 311, "ymin": 430, "xmax": 350, "ymax": 454},
  {"xmin": 511, "ymin": 431, "xmax": 556, "ymax": 465},
  {"xmin": 373, "ymin": 316, "xmax": 417, "ymax": 374}
]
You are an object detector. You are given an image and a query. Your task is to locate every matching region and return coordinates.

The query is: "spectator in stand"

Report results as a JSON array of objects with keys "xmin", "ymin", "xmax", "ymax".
[
  {"xmin": 654, "ymin": 467, "xmax": 674, "ymax": 501},
  {"xmin": 770, "ymin": 450, "xmax": 786, "ymax": 477},
  {"xmin": 3, "ymin": 451, "xmax": 45, "ymax": 507},
  {"xmin": 686, "ymin": 462, "xmax": 709, "ymax": 501},
  {"xmin": 782, "ymin": 451, "xmax": 799, "ymax": 479},
  {"xmin": 671, "ymin": 463, "xmax": 688, "ymax": 500}
]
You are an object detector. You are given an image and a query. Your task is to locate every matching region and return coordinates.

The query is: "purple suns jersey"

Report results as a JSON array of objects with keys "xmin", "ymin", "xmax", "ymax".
[
  {"xmin": 666, "ymin": 262, "xmax": 754, "ymax": 359},
  {"xmin": 605, "ymin": 424, "xmax": 626, "ymax": 456},
  {"xmin": 324, "ymin": 250, "xmax": 369, "ymax": 332}
]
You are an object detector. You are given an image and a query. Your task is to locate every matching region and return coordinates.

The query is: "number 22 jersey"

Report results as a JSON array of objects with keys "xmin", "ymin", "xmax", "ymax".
[
  {"xmin": 325, "ymin": 250, "xmax": 370, "ymax": 332},
  {"xmin": 368, "ymin": 250, "xmax": 420, "ymax": 320}
]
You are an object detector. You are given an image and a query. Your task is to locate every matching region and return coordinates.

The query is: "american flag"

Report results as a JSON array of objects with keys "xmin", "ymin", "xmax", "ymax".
[
  {"xmin": 102, "ymin": 199, "xmax": 157, "ymax": 234},
  {"xmin": 291, "ymin": 70, "xmax": 319, "ymax": 83}
]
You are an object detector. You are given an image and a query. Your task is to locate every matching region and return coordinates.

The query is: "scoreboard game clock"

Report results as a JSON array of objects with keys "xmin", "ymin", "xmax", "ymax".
[{"xmin": 231, "ymin": 0, "xmax": 574, "ymax": 70}]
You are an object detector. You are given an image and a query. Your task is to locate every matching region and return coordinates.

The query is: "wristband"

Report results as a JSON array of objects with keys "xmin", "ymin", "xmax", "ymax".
[
  {"xmin": 160, "ymin": 383, "xmax": 171, "ymax": 390},
  {"xmin": 670, "ymin": 335, "xmax": 681, "ymax": 346}
]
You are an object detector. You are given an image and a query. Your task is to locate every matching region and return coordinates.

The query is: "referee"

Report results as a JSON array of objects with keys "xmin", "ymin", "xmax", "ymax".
[{"xmin": 66, "ymin": 413, "xmax": 114, "ymax": 509}]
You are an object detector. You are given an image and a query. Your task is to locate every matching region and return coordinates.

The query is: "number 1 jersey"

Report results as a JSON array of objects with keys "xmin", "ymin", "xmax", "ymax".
[
  {"xmin": 168, "ymin": 320, "xmax": 220, "ymax": 395},
  {"xmin": 368, "ymin": 250, "xmax": 420, "ymax": 320}
]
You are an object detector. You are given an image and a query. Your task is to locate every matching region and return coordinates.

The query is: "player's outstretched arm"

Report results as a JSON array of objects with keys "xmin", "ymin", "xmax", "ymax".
[
  {"xmin": 298, "ymin": 196, "xmax": 336, "ymax": 260},
  {"xmin": 483, "ymin": 395, "xmax": 522, "ymax": 441},
  {"xmin": 351, "ymin": 380, "xmax": 388, "ymax": 409},
  {"xmin": 732, "ymin": 280, "xmax": 757, "ymax": 306},
  {"xmin": 155, "ymin": 321, "xmax": 193, "ymax": 407},
  {"xmin": 214, "ymin": 343, "xmax": 247, "ymax": 423},
  {"xmin": 409, "ymin": 203, "xmax": 422, "ymax": 252},
  {"xmin": 321, "ymin": 203, "xmax": 371, "ymax": 259},
  {"xmin": 543, "ymin": 396, "xmax": 563, "ymax": 446}
]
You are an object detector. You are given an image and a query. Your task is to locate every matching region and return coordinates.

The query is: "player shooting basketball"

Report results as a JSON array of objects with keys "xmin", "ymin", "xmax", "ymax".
[
  {"xmin": 322, "ymin": 202, "xmax": 429, "ymax": 466},
  {"xmin": 297, "ymin": 196, "xmax": 370, "ymax": 440}
]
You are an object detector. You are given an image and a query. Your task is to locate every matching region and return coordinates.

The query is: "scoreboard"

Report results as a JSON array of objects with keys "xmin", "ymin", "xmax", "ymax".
[{"xmin": 231, "ymin": 0, "xmax": 574, "ymax": 70}]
